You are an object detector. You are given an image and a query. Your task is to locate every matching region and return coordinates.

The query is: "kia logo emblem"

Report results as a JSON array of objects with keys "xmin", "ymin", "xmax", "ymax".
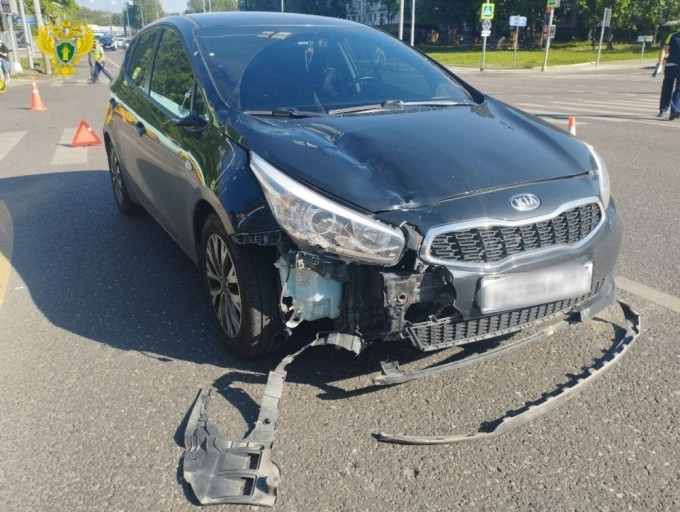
[{"xmin": 510, "ymin": 193, "xmax": 541, "ymax": 212}]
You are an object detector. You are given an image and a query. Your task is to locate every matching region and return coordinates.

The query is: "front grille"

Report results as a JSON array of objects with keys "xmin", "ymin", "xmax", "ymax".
[
  {"xmin": 429, "ymin": 203, "xmax": 602, "ymax": 264},
  {"xmin": 403, "ymin": 280, "xmax": 603, "ymax": 351}
]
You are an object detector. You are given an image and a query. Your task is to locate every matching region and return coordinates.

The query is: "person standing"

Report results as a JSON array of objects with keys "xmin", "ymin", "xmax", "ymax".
[
  {"xmin": 90, "ymin": 37, "xmax": 113, "ymax": 83},
  {"xmin": 0, "ymin": 36, "xmax": 11, "ymax": 85},
  {"xmin": 657, "ymin": 28, "xmax": 680, "ymax": 120}
]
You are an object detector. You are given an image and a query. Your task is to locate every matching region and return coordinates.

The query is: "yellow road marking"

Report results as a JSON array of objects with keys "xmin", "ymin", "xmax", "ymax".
[{"xmin": 0, "ymin": 201, "xmax": 14, "ymax": 310}]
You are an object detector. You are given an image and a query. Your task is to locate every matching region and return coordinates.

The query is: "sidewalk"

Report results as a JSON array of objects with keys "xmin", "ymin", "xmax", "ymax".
[{"xmin": 447, "ymin": 57, "xmax": 658, "ymax": 74}]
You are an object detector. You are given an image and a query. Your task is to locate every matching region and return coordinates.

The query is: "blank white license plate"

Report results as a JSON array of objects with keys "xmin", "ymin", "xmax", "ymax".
[{"xmin": 479, "ymin": 263, "xmax": 593, "ymax": 314}]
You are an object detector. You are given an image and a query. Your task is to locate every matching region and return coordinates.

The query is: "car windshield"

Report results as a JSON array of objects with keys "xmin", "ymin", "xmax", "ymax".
[{"xmin": 195, "ymin": 24, "xmax": 472, "ymax": 114}]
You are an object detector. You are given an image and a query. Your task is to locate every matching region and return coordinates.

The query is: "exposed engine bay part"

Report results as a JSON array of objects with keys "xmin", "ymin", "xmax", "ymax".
[
  {"xmin": 374, "ymin": 300, "xmax": 640, "ymax": 445},
  {"xmin": 183, "ymin": 333, "xmax": 365, "ymax": 506},
  {"xmin": 275, "ymin": 251, "xmax": 346, "ymax": 328}
]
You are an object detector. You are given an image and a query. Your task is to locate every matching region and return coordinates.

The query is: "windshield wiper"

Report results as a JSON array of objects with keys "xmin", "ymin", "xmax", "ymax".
[
  {"xmin": 328, "ymin": 99, "xmax": 468, "ymax": 115},
  {"xmin": 382, "ymin": 99, "xmax": 467, "ymax": 108},
  {"xmin": 243, "ymin": 107, "xmax": 323, "ymax": 118}
]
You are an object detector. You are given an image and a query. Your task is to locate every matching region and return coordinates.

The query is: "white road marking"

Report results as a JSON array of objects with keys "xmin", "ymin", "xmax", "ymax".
[{"xmin": 0, "ymin": 131, "xmax": 27, "ymax": 163}]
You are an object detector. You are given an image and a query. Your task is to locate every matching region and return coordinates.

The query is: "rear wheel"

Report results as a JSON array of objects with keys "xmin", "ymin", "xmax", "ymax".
[
  {"xmin": 108, "ymin": 144, "xmax": 142, "ymax": 215},
  {"xmin": 200, "ymin": 214, "xmax": 285, "ymax": 358}
]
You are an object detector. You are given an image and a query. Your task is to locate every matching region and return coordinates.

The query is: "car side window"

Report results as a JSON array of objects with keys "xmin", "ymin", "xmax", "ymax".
[
  {"xmin": 126, "ymin": 30, "xmax": 159, "ymax": 89},
  {"xmin": 149, "ymin": 29, "xmax": 196, "ymax": 118}
]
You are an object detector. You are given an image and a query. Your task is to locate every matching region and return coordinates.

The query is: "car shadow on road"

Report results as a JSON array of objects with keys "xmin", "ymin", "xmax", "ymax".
[
  {"xmin": 1, "ymin": 169, "xmax": 560, "ymax": 457},
  {"xmin": 0, "ymin": 170, "xmax": 461, "ymax": 376}
]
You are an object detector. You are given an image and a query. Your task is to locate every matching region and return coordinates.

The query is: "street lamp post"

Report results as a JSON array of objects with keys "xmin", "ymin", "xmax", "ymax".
[{"xmin": 125, "ymin": 2, "xmax": 131, "ymax": 35}]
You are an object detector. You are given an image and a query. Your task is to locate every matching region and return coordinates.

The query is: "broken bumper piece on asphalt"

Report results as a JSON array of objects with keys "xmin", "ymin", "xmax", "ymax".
[
  {"xmin": 182, "ymin": 300, "xmax": 640, "ymax": 505},
  {"xmin": 183, "ymin": 333, "xmax": 365, "ymax": 506},
  {"xmin": 375, "ymin": 300, "xmax": 640, "ymax": 444}
]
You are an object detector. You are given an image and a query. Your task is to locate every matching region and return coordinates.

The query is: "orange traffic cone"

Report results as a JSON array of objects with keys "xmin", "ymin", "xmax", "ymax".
[
  {"xmin": 30, "ymin": 80, "xmax": 47, "ymax": 111},
  {"xmin": 567, "ymin": 116, "xmax": 576, "ymax": 136},
  {"xmin": 71, "ymin": 119, "xmax": 102, "ymax": 147}
]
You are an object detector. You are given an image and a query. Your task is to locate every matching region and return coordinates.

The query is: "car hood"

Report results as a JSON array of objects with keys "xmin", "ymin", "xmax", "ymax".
[{"xmin": 226, "ymin": 99, "xmax": 593, "ymax": 213}]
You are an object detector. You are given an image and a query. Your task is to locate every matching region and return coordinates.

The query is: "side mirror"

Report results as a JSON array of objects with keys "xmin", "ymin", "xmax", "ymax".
[{"xmin": 173, "ymin": 111, "xmax": 208, "ymax": 132}]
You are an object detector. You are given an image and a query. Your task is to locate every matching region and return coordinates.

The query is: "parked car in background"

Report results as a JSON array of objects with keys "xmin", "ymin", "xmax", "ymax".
[
  {"xmin": 116, "ymin": 37, "xmax": 132, "ymax": 50},
  {"xmin": 103, "ymin": 12, "xmax": 621, "ymax": 359}
]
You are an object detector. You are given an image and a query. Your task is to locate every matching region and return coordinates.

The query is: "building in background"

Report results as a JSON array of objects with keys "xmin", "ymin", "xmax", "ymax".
[{"xmin": 346, "ymin": 0, "xmax": 398, "ymax": 28}]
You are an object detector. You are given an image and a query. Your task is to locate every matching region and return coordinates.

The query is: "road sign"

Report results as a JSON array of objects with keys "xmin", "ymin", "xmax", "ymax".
[
  {"xmin": 481, "ymin": 30, "xmax": 491, "ymax": 37},
  {"xmin": 482, "ymin": 20, "xmax": 492, "ymax": 30},
  {"xmin": 546, "ymin": 0, "xmax": 560, "ymax": 7},
  {"xmin": 481, "ymin": 3, "xmax": 495, "ymax": 20},
  {"xmin": 509, "ymin": 16, "xmax": 527, "ymax": 27},
  {"xmin": 542, "ymin": 24, "xmax": 556, "ymax": 39},
  {"xmin": 637, "ymin": 35, "xmax": 653, "ymax": 43},
  {"xmin": 13, "ymin": 14, "xmax": 35, "ymax": 24}
]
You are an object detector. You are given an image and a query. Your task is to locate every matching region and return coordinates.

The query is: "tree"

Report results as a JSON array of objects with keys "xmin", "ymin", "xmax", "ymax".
[
  {"xmin": 239, "ymin": 0, "xmax": 280, "ymax": 11},
  {"xmin": 186, "ymin": 0, "xmax": 238, "ymax": 14},
  {"xmin": 630, "ymin": 0, "xmax": 680, "ymax": 43},
  {"xmin": 239, "ymin": 0, "xmax": 346, "ymax": 17},
  {"xmin": 574, "ymin": 0, "xmax": 633, "ymax": 36}
]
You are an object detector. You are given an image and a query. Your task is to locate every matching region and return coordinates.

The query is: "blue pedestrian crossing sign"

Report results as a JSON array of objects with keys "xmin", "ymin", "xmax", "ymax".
[{"xmin": 481, "ymin": 3, "xmax": 495, "ymax": 20}]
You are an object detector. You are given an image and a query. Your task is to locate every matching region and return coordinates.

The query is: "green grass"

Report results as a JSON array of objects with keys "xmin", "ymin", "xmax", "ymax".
[{"xmin": 422, "ymin": 42, "xmax": 658, "ymax": 69}]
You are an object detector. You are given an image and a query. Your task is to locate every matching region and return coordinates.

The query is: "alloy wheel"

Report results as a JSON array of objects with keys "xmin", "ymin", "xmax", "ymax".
[
  {"xmin": 205, "ymin": 234, "xmax": 241, "ymax": 338},
  {"xmin": 109, "ymin": 151, "xmax": 124, "ymax": 206}
]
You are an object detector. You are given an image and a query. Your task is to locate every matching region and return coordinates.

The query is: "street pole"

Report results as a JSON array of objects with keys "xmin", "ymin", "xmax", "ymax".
[
  {"xmin": 409, "ymin": 0, "xmax": 415, "ymax": 46},
  {"xmin": 281, "ymin": 0, "xmax": 284, "ymax": 12},
  {"xmin": 6, "ymin": 0, "xmax": 23, "ymax": 74},
  {"xmin": 480, "ymin": 1, "xmax": 490, "ymax": 71},
  {"xmin": 398, "ymin": 0, "xmax": 404, "ymax": 40},
  {"xmin": 541, "ymin": 8, "xmax": 554, "ymax": 72},
  {"xmin": 32, "ymin": 0, "xmax": 50, "ymax": 73},
  {"xmin": 595, "ymin": 8, "xmax": 611, "ymax": 67},
  {"xmin": 17, "ymin": 0, "xmax": 34, "ymax": 69}
]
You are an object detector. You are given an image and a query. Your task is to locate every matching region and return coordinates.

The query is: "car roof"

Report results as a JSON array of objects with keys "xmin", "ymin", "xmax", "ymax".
[{"xmin": 165, "ymin": 11, "xmax": 362, "ymax": 30}]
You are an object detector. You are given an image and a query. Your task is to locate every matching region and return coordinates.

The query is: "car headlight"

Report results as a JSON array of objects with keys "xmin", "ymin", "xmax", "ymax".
[
  {"xmin": 250, "ymin": 152, "xmax": 405, "ymax": 266},
  {"xmin": 586, "ymin": 143, "xmax": 610, "ymax": 210}
]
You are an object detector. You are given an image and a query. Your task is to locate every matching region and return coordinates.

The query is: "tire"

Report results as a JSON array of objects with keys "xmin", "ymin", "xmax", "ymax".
[
  {"xmin": 108, "ymin": 144, "xmax": 142, "ymax": 215},
  {"xmin": 200, "ymin": 213, "xmax": 285, "ymax": 358}
]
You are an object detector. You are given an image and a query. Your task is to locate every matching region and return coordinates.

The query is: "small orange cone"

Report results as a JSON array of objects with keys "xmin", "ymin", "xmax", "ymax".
[
  {"xmin": 567, "ymin": 116, "xmax": 576, "ymax": 136},
  {"xmin": 30, "ymin": 80, "xmax": 47, "ymax": 111},
  {"xmin": 71, "ymin": 119, "xmax": 102, "ymax": 147}
]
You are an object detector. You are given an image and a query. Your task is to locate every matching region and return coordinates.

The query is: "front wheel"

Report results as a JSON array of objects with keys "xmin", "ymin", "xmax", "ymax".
[{"xmin": 200, "ymin": 214, "xmax": 285, "ymax": 358}]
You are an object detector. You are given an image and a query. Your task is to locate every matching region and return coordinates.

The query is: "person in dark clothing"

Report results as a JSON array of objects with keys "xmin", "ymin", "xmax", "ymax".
[{"xmin": 657, "ymin": 29, "xmax": 680, "ymax": 120}]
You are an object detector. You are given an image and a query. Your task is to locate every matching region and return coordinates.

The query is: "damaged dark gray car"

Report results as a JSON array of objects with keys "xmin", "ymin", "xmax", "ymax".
[
  {"xmin": 103, "ymin": 12, "xmax": 639, "ymax": 506},
  {"xmin": 104, "ymin": 12, "xmax": 620, "ymax": 358}
]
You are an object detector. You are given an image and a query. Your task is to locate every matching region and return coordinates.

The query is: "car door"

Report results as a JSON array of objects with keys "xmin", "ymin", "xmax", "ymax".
[
  {"xmin": 110, "ymin": 28, "xmax": 161, "ymax": 210},
  {"xmin": 129, "ymin": 27, "xmax": 215, "ymax": 255}
]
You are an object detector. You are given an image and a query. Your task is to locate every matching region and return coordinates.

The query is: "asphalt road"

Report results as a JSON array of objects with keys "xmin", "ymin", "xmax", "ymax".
[{"xmin": 0, "ymin": 54, "xmax": 678, "ymax": 512}]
